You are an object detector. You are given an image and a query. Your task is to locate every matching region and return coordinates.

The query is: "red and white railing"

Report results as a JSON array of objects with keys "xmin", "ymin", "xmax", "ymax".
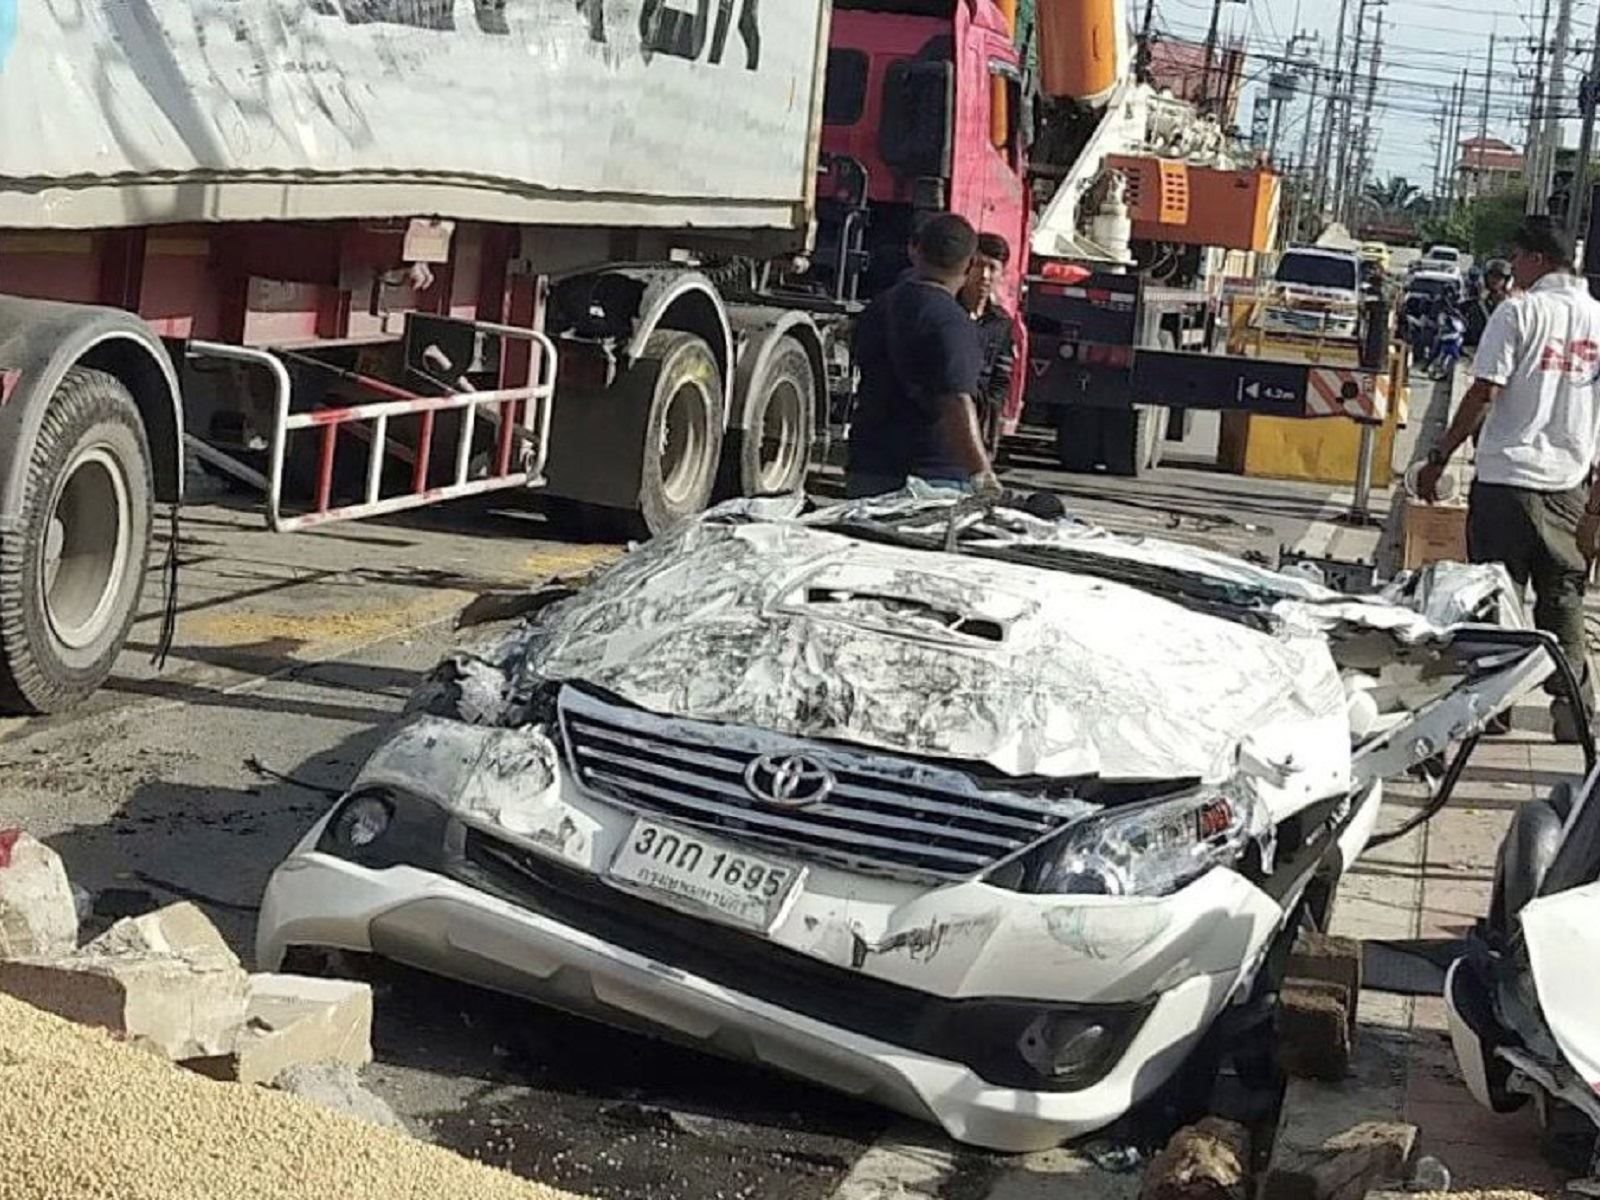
[{"xmin": 185, "ymin": 320, "xmax": 557, "ymax": 533}]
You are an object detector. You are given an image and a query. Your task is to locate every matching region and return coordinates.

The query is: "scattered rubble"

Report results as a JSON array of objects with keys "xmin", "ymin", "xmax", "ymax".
[
  {"xmin": 0, "ymin": 903, "xmax": 249, "ymax": 1059},
  {"xmin": 0, "ymin": 992, "xmax": 583, "ymax": 1200},
  {"xmin": 1261, "ymin": 1121, "xmax": 1416, "ymax": 1200},
  {"xmin": 1280, "ymin": 934, "xmax": 1363, "ymax": 1082},
  {"xmin": 273, "ymin": 1062, "xmax": 405, "ymax": 1132},
  {"xmin": 1279, "ymin": 980, "xmax": 1354, "ymax": 1082},
  {"xmin": 0, "ymin": 899, "xmax": 375, "ymax": 1082},
  {"xmin": 0, "ymin": 831, "xmax": 77, "ymax": 958},
  {"xmin": 1138, "ymin": 1118, "xmax": 1251, "ymax": 1200},
  {"xmin": 184, "ymin": 973, "xmax": 373, "ymax": 1085}
]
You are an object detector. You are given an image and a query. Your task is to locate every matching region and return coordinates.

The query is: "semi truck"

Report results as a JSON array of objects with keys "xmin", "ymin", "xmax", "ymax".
[
  {"xmin": 0, "ymin": 0, "xmax": 1037, "ymax": 713},
  {"xmin": 0, "ymin": 0, "xmax": 1378, "ymax": 715}
]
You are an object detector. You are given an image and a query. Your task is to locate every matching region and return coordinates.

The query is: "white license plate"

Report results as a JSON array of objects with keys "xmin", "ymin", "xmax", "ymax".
[{"xmin": 607, "ymin": 818, "xmax": 803, "ymax": 932}]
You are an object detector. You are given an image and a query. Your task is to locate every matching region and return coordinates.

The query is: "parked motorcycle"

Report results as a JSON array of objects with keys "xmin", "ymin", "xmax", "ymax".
[{"xmin": 1446, "ymin": 692, "xmax": 1600, "ymax": 1177}]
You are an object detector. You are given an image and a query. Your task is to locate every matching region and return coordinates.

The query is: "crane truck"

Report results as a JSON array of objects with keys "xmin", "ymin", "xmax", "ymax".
[{"xmin": 0, "ymin": 0, "xmax": 1375, "ymax": 715}]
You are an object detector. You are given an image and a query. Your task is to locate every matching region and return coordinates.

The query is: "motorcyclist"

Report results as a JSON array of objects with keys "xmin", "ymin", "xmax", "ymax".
[
  {"xmin": 1465, "ymin": 259, "xmax": 1513, "ymax": 347},
  {"xmin": 1431, "ymin": 293, "xmax": 1467, "ymax": 378}
]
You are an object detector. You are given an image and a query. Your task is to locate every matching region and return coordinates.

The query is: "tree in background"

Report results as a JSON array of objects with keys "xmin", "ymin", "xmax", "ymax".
[
  {"xmin": 1363, "ymin": 175, "xmax": 1427, "ymax": 220},
  {"xmin": 1421, "ymin": 190, "xmax": 1528, "ymax": 258}
]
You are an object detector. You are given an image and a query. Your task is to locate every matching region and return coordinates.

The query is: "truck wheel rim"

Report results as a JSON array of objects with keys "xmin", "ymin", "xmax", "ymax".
[
  {"xmin": 41, "ymin": 446, "xmax": 133, "ymax": 652},
  {"xmin": 757, "ymin": 378, "xmax": 805, "ymax": 492},
  {"xmin": 660, "ymin": 379, "xmax": 711, "ymax": 507}
]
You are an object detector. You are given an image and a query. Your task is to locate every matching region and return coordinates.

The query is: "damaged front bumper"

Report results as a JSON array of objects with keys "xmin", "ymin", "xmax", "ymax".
[{"xmin": 258, "ymin": 775, "xmax": 1384, "ymax": 1152}]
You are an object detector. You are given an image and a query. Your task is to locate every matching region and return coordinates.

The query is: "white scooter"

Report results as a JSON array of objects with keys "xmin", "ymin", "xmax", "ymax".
[{"xmin": 1446, "ymin": 728, "xmax": 1600, "ymax": 1174}]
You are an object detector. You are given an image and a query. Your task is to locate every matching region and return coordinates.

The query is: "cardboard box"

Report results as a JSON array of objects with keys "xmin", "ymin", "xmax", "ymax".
[{"xmin": 1402, "ymin": 499, "xmax": 1468, "ymax": 569}]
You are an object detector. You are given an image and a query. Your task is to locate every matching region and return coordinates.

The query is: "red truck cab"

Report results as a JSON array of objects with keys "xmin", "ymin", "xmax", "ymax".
[{"xmin": 816, "ymin": 0, "xmax": 1030, "ymax": 430}]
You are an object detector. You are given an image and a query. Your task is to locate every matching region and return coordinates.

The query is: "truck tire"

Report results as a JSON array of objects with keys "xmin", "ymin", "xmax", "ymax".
[
  {"xmin": 626, "ymin": 331, "xmax": 725, "ymax": 537},
  {"xmin": 725, "ymin": 338, "xmax": 815, "ymax": 497},
  {"xmin": 1054, "ymin": 408, "xmax": 1100, "ymax": 473},
  {"xmin": 1104, "ymin": 407, "xmax": 1161, "ymax": 478},
  {"xmin": 0, "ymin": 368, "xmax": 154, "ymax": 714}
]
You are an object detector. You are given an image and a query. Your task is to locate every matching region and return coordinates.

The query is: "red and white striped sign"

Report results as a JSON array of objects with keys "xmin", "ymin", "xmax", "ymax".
[{"xmin": 1305, "ymin": 367, "xmax": 1386, "ymax": 423}]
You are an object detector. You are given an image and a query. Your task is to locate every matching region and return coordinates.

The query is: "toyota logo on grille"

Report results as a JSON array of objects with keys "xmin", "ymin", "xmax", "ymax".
[{"xmin": 744, "ymin": 753, "xmax": 835, "ymax": 808}]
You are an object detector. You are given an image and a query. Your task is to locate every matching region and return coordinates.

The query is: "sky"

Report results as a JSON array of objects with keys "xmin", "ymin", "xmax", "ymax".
[{"xmin": 1150, "ymin": 0, "xmax": 1597, "ymax": 196}]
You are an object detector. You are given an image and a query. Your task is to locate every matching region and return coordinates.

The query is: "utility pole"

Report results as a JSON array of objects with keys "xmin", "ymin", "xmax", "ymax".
[
  {"xmin": 1527, "ymin": 0, "xmax": 1553, "ymax": 213},
  {"xmin": 1440, "ymin": 97, "xmax": 1452, "ymax": 200},
  {"xmin": 1291, "ymin": 46, "xmax": 1322, "ymax": 240},
  {"xmin": 1451, "ymin": 67, "xmax": 1471, "ymax": 212},
  {"xmin": 1543, "ymin": 0, "xmax": 1576, "ymax": 214},
  {"xmin": 1350, "ymin": 9, "xmax": 1385, "ymax": 222},
  {"xmin": 1473, "ymin": 31, "xmax": 1496, "ymax": 205},
  {"xmin": 1137, "ymin": 0, "xmax": 1157, "ymax": 82},
  {"xmin": 1566, "ymin": 3, "xmax": 1600, "ymax": 238},
  {"xmin": 1200, "ymin": 0, "xmax": 1225, "ymax": 111},
  {"xmin": 1334, "ymin": 0, "xmax": 1368, "ymax": 224},
  {"xmin": 1314, "ymin": 0, "xmax": 1351, "ymax": 226}
]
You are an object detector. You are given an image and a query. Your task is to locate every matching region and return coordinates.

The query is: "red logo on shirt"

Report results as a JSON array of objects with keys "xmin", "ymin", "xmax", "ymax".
[{"xmin": 1538, "ymin": 339, "xmax": 1600, "ymax": 376}]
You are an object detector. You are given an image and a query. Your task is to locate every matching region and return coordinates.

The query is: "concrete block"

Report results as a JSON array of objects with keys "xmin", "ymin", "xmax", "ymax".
[
  {"xmin": 185, "ymin": 974, "xmax": 373, "ymax": 1085},
  {"xmin": 87, "ymin": 901, "xmax": 238, "ymax": 968},
  {"xmin": 1261, "ymin": 1121, "xmax": 1417, "ymax": 1200},
  {"xmin": 0, "ymin": 951, "xmax": 249, "ymax": 1058},
  {"xmin": 0, "ymin": 830, "xmax": 77, "ymax": 959},
  {"xmin": 1139, "ymin": 1117, "xmax": 1251, "ymax": 1200},
  {"xmin": 1288, "ymin": 934, "xmax": 1361, "ymax": 1018},
  {"xmin": 1279, "ymin": 979, "xmax": 1352, "ymax": 1082}
]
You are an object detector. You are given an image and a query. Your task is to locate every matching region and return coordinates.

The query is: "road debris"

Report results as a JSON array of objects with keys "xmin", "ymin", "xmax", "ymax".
[
  {"xmin": 1279, "ymin": 980, "xmax": 1355, "ymax": 1082},
  {"xmin": 0, "ymin": 902, "xmax": 249, "ymax": 1059},
  {"xmin": 0, "ymin": 992, "xmax": 584, "ymax": 1200},
  {"xmin": 0, "ymin": 830, "xmax": 77, "ymax": 959},
  {"xmin": 1261, "ymin": 1121, "xmax": 1417, "ymax": 1200},
  {"xmin": 1138, "ymin": 1118, "xmax": 1252, "ymax": 1200},
  {"xmin": 184, "ymin": 973, "xmax": 373, "ymax": 1085},
  {"xmin": 272, "ymin": 1062, "xmax": 405, "ymax": 1132}
]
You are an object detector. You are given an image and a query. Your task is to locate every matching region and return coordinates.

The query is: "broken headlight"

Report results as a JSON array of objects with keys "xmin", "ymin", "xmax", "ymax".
[
  {"xmin": 317, "ymin": 787, "xmax": 451, "ymax": 871},
  {"xmin": 1028, "ymin": 789, "xmax": 1267, "ymax": 898}
]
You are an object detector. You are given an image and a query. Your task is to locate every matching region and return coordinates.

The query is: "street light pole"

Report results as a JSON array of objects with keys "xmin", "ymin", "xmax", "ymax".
[
  {"xmin": 1566, "ymin": 5, "xmax": 1600, "ymax": 239},
  {"xmin": 1200, "ymin": 0, "xmax": 1225, "ymax": 110}
]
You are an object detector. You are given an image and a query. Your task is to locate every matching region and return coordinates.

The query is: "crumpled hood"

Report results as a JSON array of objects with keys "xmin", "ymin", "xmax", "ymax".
[{"xmin": 509, "ymin": 516, "xmax": 1348, "ymax": 784}]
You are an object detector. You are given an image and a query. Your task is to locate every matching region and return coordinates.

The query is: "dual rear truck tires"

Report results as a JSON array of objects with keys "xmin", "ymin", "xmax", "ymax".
[{"xmin": 0, "ymin": 333, "xmax": 817, "ymax": 715}]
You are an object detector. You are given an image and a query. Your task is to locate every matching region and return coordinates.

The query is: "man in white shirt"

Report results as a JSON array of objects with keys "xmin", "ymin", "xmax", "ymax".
[{"xmin": 1417, "ymin": 217, "xmax": 1600, "ymax": 740}]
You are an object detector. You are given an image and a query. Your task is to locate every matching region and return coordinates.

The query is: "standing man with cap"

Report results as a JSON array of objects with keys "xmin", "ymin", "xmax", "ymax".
[
  {"xmin": 846, "ymin": 214, "xmax": 1000, "ymax": 498},
  {"xmin": 1417, "ymin": 217, "xmax": 1600, "ymax": 741}
]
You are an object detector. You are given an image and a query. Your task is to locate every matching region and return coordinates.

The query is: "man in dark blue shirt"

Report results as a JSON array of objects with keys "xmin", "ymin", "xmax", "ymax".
[{"xmin": 846, "ymin": 214, "xmax": 999, "ymax": 499}]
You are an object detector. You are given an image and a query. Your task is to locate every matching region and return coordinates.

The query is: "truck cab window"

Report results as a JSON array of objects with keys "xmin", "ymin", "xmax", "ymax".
[{"xmin": 825, "ymin": 49, "xmax": 869, "ymax": 126}]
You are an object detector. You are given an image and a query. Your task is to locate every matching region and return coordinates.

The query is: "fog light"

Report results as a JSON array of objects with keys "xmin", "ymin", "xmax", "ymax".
[
  {"xmin": 1018, "ymin": 1013, "xmax": 1114, "ymax": 1083},
  {"xmin": 330, "ymin": 793, "xmax": 392, "ymax": 852}
]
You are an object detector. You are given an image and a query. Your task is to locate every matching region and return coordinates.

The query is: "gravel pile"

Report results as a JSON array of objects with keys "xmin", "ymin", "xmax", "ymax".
[{"xmin": 0, "ymin": 993, "xmax": 587, "ymax": 1200}]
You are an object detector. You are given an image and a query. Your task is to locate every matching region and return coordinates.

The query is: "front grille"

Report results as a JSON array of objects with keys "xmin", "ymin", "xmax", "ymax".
[{"xmin": 558, "ymin": 687, "xmax": 1084, "ymax": 881}]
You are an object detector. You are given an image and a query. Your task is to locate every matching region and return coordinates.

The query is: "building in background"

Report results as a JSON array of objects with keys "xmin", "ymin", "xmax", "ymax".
[
  {"xmin": 1456, "ymin": 137, "xmax": 1525, "ymax": 201},
  {"xmin": 1147, "ymin": 36, "xmax": 1247, "ymax": 125}
]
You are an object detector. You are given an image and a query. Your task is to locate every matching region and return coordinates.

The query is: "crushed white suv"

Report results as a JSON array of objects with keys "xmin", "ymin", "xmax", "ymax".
[{"xmin": 258, "ymin": 492, "xmax": 1558, "ymax": 1151}]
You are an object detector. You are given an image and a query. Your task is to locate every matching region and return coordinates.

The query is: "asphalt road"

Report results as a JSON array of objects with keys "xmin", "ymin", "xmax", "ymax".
[{"xmin": 0, "ymin": 451, "xmax": 1342, "ymax": 1199}]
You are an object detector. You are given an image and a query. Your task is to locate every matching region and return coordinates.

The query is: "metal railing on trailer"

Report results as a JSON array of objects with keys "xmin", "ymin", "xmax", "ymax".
[{"xmin": 182, "ymin": 315, "xmax": 558, "ymax": 533}]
